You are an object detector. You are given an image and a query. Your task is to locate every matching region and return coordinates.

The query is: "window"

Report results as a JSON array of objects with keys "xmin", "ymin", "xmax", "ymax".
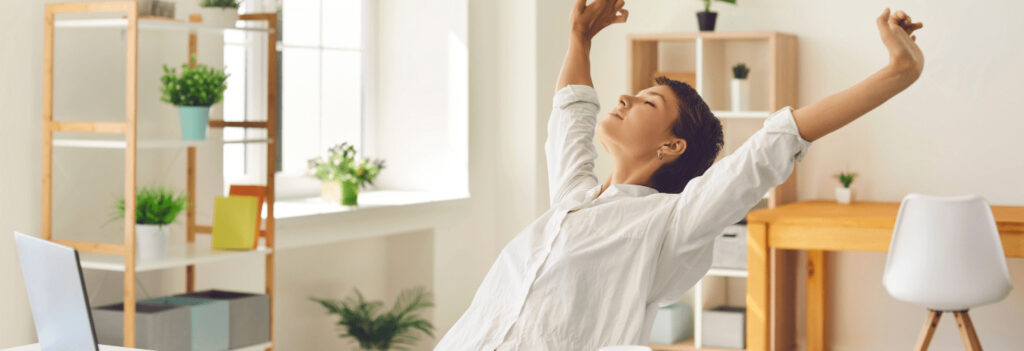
[{"xmin": 223, "ymin": 0, "xmax": 374, "ymax": 197}]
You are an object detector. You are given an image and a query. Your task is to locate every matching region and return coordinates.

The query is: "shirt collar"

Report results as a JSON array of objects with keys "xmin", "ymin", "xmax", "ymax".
[{"xmin": 585, "ymin": 183, "xmax": 659, "ymax": 201}]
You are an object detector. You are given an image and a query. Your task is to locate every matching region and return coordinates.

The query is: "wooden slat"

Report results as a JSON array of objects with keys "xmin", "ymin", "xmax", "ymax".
[
  {"xmin": 42, "ymin": 5, "xmax": 54, "ymax": 240},
  {"xmin": 915, "ymin": 311, "xmax": 942, "ymax": 351},
  {"xmin": 628, "ymin": 40, "xmax": 658, "ymax": 95},
  {"xmin": 50, "ymin": 121, "xmax": 127, "ymax": 133},
  {"xmin": 746, "ymin": 223, "xmax": 770, "ymax": 351},
  {"xmin": 47, "ymin": 1, "xmax": 135, "ymax": 14},
  {"xmin": 263, "ymin": 13, "xmax": 279, "ymax": 351},
  {"xmin": 208, "ymin": 120, "xmax": 268, "ymax": 128},
  {"xmin": 806, "ymin": 250, "xmax": 826, "ymax": 351},
  {"xmin": 185, "ymin": 13, "xmax": 200, "ymax": 295},
  {"xmin": 954, "ymin": 311, "xmax": 983, "ymax": 351},
  {"xmin": 52, "ymin": 240, "xmax": 125, "ymax": 255},
  {"xmin": 122, "ymin": 4, "xmax": 139, "ymax": 347}
]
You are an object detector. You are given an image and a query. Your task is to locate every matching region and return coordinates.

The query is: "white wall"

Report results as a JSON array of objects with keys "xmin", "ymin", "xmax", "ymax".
[{"xmin": 576, "ymin": 0, "xmax": 1024, "ymax": 350}]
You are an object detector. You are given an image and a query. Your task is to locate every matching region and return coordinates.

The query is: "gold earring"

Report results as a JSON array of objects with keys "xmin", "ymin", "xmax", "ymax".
[{"xmin": 657, "ymin": 150, "xmax": 664, "ymax": 160}]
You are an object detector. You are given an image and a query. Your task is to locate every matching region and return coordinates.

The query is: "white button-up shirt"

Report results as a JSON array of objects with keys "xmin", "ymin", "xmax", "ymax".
[{"xmin": 436, "ymin": 85, "xmax": 810, "ymax": 350}]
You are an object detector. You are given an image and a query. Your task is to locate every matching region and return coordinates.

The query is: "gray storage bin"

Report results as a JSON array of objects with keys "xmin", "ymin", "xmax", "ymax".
[
  {"xmin": 143, "ymin": 296, "xmax": 229, "ymax": 351},
  {"xmin": 649, "ymin": 302, "xmax": 692, "ymax": 345},
  {"xmin": 180, "ymin": 290, "xmax": 270, "ymax": 348},
  {"xmin": 92, "ymin": 302, "xmax": 191, "ymax": 351},
  {"xmin": 702, "ymin": 306, "xmax": 745, "ymax": 349},
  {"xmin": 712, "ymin": 225, "xmax": 747, "ymax": 269}
]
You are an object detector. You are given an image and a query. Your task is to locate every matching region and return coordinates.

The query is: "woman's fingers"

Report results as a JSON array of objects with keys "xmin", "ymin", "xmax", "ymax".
[
  {"xmin": 877, "ymin": 8, "xmax": 891, "ymax": 33},
  {"xmin": 614, "ymin": 8, "xmax": 629, "ymax": 23},
  {"xmin": 615, "ymin": 0, "xmax": 625, "ymax": 10},
  {"xmin": 573, "ymin": 0, "xmax": 586, "ymax": 14}
]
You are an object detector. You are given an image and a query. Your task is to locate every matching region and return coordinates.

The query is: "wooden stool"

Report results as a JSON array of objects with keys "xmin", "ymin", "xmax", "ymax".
[{"xmin": 915, "ymin": 310, "xmax": 983, "ymax": 351}]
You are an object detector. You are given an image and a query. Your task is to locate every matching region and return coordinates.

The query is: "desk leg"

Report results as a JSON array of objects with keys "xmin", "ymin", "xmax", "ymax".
[
  {"xmin": 747, "ymin": 223, "xmax": 770, "ymax": 351},
  {"xmin": 807, "ymin": 250, "xmax": 827, "ymax": 351}
]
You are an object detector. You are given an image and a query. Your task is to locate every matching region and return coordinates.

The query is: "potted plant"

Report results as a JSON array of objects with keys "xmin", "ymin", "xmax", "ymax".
[
  {"xmin": 311, "ymin": 287, "xmax": 434, "ymax": 351},
  {"xmin": 696, "ymin": 0, "xmax": 736, "ymax": 32},
  {"xmin": 160, "ymin": 58, "xmax": 229, "ymax": 141},
  {"xmin": 113, "ymin": 186, "xmax": 188, "ymax": 260},
  {"xmin": 731, "ymin": 63, "xmax": 750, "ymax": 111},
  {"xmin": 308, "ymin": 142, "xmax": 385, "ymax": 206},
  {"xmin": 835, "ymin": 172, "xmax": 857, "ymax": 204},
  {"xmin": 199, "ymin": 0, "xmax": 240, "ymax": 28}
]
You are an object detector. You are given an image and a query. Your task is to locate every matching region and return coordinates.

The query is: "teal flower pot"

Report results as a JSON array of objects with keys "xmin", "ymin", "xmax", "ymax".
[
  {"xmin": 342, "ymin": 180, "xmax": 359, "ymax": 206},
  {"xmin": 178, "ymin": 106, "xmax": 211, "ymax": 140}
]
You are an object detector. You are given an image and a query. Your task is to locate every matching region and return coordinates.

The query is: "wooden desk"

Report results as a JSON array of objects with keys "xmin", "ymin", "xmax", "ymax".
[{"xmin": 744, "ymin": 201, "xmax": 1024, "ymax": 351}]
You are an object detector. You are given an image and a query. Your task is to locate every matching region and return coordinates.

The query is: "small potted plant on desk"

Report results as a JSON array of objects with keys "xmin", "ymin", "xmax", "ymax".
[
  {"xmin": 113, "ymin": 186, "xmax": 188, "ymax": 260},
  {"xmin": 199, "ymin": 0, "xmax": 241, "ymax": 28},
  {"xmin": 835, "ymin": 172, "xmax": 857, "ymax": 205},
  {"xmin": 308, "ymin": 142, "xmax": 385, "ymax": 206},
  {"xmin": 311, "ymin": 287, "xmax": 434, "ymax": 351},
  {"xmin": 160, "ymin": 57, "xmax": 229, "ymax": 141},
  {"xmin": 696, "ymin": 0, "xmax": 736, "ymax": 32}
]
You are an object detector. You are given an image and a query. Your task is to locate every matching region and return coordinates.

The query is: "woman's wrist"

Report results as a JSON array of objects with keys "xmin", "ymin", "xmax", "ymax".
[{"xmin": 570, "ymin": 31, "xmax": 593, "ymax": 48}]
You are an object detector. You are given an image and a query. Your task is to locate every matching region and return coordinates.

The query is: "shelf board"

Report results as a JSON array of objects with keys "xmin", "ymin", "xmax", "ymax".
[
  {"xmin": 706, "ymin": 267, "xmax": 748, "ymax": 278},
  {"xmin": 230, "ymin": 342, "xmax": 272, "ymax": 351},
  {"xmin": 53, "ymin": 138, "xmax": 272, "ymax": 149},
  {"xmin": 79, "ymin": 242, "xmax": 272, "ymax": 273},
  {"xmin": 53, "ymin": 17, "xmax": 273, "ymax": 33},
  {"xmin": 713, "ymin": 110, "xmax": 771, "ymax": 119},
  {"xmin": 651, "ymin": 339, "xmax": 741, "ymax": 351}
]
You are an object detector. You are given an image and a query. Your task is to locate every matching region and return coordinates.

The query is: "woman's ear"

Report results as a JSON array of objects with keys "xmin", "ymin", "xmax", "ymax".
[{"xmin": 662, "ymin": 138, "xmax": 687, "ymax": 157}]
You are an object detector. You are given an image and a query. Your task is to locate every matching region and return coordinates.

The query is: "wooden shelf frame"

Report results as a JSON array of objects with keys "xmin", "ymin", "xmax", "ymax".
[
  {"xmin": 629, "ymin": 31, "xmax": 798, "ymax": 350},
  {"xmin": 41, "ymin": 2, "xmax": 278, "ymax": 350}
]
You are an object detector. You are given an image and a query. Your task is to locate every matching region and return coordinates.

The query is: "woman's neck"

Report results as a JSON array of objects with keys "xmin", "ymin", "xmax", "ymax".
[{"xmin": 599, "ymin": 158, "xmax": 659, "ymax": 196}]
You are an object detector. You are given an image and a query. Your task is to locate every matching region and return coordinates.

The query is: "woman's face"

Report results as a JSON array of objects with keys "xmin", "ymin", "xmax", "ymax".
[{"xmin": 596, "ymin": 85, "xmax": 683, "ymax": 161}]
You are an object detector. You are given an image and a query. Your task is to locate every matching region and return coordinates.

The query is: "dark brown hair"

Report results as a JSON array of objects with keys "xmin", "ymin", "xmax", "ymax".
[{"xmin": 649, "ymin": 76, "xmax": 724, "ymax": 194}]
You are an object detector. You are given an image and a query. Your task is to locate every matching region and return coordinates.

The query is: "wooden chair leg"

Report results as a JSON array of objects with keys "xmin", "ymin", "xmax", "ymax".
[
  {"xmin": 915, "ymin": 310, "xmax": 942, "ymax": 351},
  {"xmin": 954, "ymin": 311, "xmax": 983, "ymax": 351}
]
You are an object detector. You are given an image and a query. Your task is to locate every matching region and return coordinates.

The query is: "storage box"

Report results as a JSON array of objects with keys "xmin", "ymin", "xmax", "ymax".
[
  {"xmin": 179, "ymin": 290, "xmax": 270, "ymax": 348},
  {"xmin": 702, "ymin": 306, "xmax": 745, "ymax": 349},
  {"xmin": 649, "ymin": 302, "xmax": 692, "ymax": 345},
  {"xmin": 143, "ymin": 296, "xmax": 229, "ymax": 351},
  {"xmin": 712, "ymin": 225, "xmax": 747, "ymax": 269},
  {"xmin": 92, "ymin": 302, "xmax": 191, "ymax": 351}
]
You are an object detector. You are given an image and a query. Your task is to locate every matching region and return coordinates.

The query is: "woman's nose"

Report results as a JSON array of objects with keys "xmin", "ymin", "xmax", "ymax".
[{"xmin": 618, "ymin": 94, "xmax": 632, "ymax": 108}]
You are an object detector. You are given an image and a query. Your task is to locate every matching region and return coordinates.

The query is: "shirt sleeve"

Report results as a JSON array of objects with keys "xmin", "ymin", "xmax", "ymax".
[
  {"xmin": 545, "ymin": 85, "xmax": 601, "ymax": 205},
  {"xmin": 649, "ymin": 107, "xmax": 811, "ymax": 304}
]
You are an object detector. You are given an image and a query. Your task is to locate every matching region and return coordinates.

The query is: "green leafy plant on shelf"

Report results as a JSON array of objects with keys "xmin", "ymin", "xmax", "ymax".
[
  {"xmin": 311, "ymin": 287, "xmax": 434, "ymax": 351},
  {"xmin": 112, "ymin": 186, "xmax": 188, "ymax": 225},
  {"xmin": 308, "ymin": 142, "xmax": 385, "ymax": 205},
  {"xmin": 160, "ymin": 60, "xmax": 229, "ymax": 107},
  {"xmin": 732, "ymin": 63, "xmax": 750, "ymax": 79},
  {"xmin": 700, "ymin": 0, "xmax": 736, "ymax": 13},
  {"xmin": 835, "ymin": 172, "xmax": 857, "ymax": 189},
  {"xmin": 200, "ymin": 0, "xmax": 241, "ymax": 8}
]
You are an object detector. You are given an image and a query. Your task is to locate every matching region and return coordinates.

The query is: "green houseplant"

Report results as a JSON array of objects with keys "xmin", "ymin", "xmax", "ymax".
[
  {"xmin": 112, "ymin": 186, "xmax": 188, "ymax": 260},
  {"xmin": 308, "ymin": 142, "xmax": 385, "ymax": 206},
  {"xmin": 160, "ymin": 58, "xmax": 229, "ymax": 141},
  {"xmin": 311, "ymin": 287, "xmax": 434, "ymax": 351},
  {"xmin": 731, "ymin": 63, "xmax": 750, "ymax": 111},
  {"xmin": 199, "ymin": 0, "xmax": 241, "ymax": 28},
  {"xmin": 696, "ymin": 0, "xmax": 736, "ymax": 31},
  {"xmin": 834, "ymin": 172, "xmax": 857, "ymax": 204}
]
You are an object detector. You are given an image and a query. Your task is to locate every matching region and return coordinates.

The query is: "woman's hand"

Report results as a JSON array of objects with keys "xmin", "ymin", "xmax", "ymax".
[
  {"xmin": 877, "ymin": 8, "xmax": 924, "ymax": 81},
  {"xmin": 570, "ymin": 0, "xmax": 628, "ymax": 42}
]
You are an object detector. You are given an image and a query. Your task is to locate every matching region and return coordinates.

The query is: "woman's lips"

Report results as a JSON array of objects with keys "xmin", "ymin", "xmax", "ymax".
[{"xmin": 610, "ymin": 112, "xmax": 624, "ymax": 120}]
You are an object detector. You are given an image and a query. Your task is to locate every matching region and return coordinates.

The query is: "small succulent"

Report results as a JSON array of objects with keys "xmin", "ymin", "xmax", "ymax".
[
  {"xmin": 836, "ymin": 172, "xmax": 857, "ymax": 189},
  {"xmin": 200, "ymin": 0, "xmax": 241, "ymax": 9},
  {"xmin": 700, "ymin": 0, "xmax": 736, "ymax": 13},
  {"xmin": 732, "ymin": 63, "xmax": 750, "ymax": 79}
]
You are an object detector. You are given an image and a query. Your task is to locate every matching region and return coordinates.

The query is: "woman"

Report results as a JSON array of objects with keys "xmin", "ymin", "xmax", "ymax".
[{"xmin": 438, "ymin": 1, "xmax": 923, "ymax": 349}]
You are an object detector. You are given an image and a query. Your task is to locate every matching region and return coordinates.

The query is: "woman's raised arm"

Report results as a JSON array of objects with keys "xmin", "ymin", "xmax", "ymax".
[{"xmin": 556, "ymin": 0, "xmax": 628, "ymax": 91}]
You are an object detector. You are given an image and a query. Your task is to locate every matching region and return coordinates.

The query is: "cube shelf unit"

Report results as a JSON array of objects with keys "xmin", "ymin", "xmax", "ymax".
[
  {"xmin": 41, "ymin": 2, "xmax": 278, "ymax": 350},
  {"xmin": 632, "ymin": 32, "xmax": 798, "ymax": 350}
]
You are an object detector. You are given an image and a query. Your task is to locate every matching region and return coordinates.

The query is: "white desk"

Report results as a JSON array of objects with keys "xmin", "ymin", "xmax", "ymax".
[{"xmin": 1, "ymin": 344, "xmax": 152, "ymax": 351}]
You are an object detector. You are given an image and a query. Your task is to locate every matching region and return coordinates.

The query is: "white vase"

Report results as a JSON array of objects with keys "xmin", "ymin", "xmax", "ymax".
[
  {"xmin": 198, "ymin": 7, "xmax": 239, "ymax": 28},
  {"xmin": 730, "ymin": 78, "xmax": 750, "ymax": 111},
  {"xmin": 835, "ymin": 187, "xmax": 853, "ymax": 205},
  {"xmin": 136, "ymin": 224, "xmax": 169, "ymax": 260}
]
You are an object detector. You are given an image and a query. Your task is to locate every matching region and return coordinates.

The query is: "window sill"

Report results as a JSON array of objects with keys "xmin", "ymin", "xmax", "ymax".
[{"xmin": 274, "ymin": 190, "xmax": 470, "ymax": 225}]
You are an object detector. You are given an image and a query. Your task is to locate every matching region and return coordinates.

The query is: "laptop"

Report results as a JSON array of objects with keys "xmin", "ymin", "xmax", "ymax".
[{"xmin": 14, "ymin": 232, "xmax": 99, "ymax": 351}]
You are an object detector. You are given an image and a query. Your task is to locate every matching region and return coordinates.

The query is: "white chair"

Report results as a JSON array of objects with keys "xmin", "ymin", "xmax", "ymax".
[{"xmin": 883, "ymin": 194, "xmax": 1013, "ymax": 351}]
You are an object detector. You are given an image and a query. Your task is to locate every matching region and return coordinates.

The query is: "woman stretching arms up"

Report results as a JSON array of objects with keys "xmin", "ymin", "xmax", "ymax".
[{"xmin": 437, "ymin": 1, "xmax": 923, "ymax": 350}]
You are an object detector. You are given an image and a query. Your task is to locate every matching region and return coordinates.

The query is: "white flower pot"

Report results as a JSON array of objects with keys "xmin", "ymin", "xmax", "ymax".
[
  {"xmin": 730, "ymin": 78, "xmax": 750, "ymax": 111},
  {"xmin": 199, "ymin": 7, "xmax": 239, "ymax": 28},
  {"xmin": 835, "ymin": 187, "xmax": 853, "ymax": 205},
  {"xmin": 136, "ymin": 224, "xmax": 169, "ymax": 260}
]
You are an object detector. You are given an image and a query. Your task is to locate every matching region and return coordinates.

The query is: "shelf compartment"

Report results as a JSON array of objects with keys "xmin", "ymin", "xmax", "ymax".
[
  {"xmin": 713, "ymin": 110, "xmax": 771, "ymax": 119},
  {"xmin": 53, "ymin": 17, "xmax": 274, "ymax": 34},
  {"xmin": 79, "ymin": 242, "xmax": 272, "ymax": 272},
  {"xmin": 53, "ymin": 138, "xmax": 272, "ymax": 149}
]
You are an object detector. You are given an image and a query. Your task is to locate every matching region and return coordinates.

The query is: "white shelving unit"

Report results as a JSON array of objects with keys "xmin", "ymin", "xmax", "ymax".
[
  {"xmin": 712, "ymin": 110, "xmax": 771, "ymax": 119},
  {"xmin": 79, "ymin": 242, "xmax": 272, "ymax": 272},
  {"xmin": 53, "ymin": 138, "xmax": 273, "ymax": 149}
]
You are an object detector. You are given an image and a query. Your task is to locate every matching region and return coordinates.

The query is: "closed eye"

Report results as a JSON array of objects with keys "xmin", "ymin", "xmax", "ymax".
[{"xmin": 644, "ymin": 101, "xmax": 656, "ymax": 108}]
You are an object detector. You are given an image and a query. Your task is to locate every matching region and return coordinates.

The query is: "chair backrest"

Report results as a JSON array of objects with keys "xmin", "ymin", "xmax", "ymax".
[
  {"xmin": 883, "ymin": 194, "xmax": 1012, "ymax": 311},
  {"xmin": 14, "ymin": 232, "xmax": 99, "ymax": 351}
]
